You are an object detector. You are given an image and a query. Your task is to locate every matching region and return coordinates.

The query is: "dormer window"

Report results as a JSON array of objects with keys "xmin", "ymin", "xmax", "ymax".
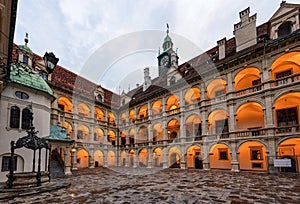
[
  {"xmin": 278, "ymin": 21, "xmax": 293, "ymax": 38},
  {"xmin": 23, "ymin": 55, "xmax": 29, "ymax": 64},
  {"xmin": 97, "ymin": 94, "xmax": 102, "ymax": 102},
  {"xmin": 170, "ymin": 76, "xmax": 176, "ymax": 85}
]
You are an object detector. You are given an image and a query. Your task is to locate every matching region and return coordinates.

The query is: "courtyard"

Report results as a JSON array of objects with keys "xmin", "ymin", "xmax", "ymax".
[{"xmin": 1, "ymin": 167, "xmax": 300, "ymax": 203}]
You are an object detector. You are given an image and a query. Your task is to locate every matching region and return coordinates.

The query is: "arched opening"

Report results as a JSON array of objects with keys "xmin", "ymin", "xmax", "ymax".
[
  {"xmin": 138, "ymin": 126, "xmax": 148, "ymax": 143},
  {"xmin": 185, "ymin": 114, "xmax": 202, "ymax": 140},
  {"xmin": 77, "ymin": 125, "xmax": 90, "ymax": 141},
  {"xmin": 94, "ymin": 150, "xmax": 103, "ymax": 167},
  {"xmin": 57, "ymin": 97, "xmax": 73, "ymax": 112},
  {"xmin": 166, "ymin": 94, "xmax": 180, "ymax": 112},
  {"xmin": 206, "ymin": 78, "xmax": 227, "ymax": 100},
  {"xmin": 274, "ymin": 92, "xmax": 300, "ymax": 130},
  {"xmin": 278, "ymin": 21, "xmax": 293, "ymax": 38},
  {"xmin": 94, "ymin": 128, "xmax": 104, "ymax": 143},
  {"xmin": 129, "ymin": 150, "xmax": 135, "ymax": 167},
  {"xmin": 120, "ymin": 150, "xmax": 126, "ymax": 166},
  {"xmin": 238, "ymin": 141, "xmax": 267, "ymax": 171},
  {"xmin": 138, "ymin": 105, "xmax": 148, "ymax": 119},
  {"xmin": 234, "ymin": 67, "xmax": 261, "ymax": 92},
  {"xmin": 153, "ymin": 123, "xmax": 163, "ymax": 142},
  {"xmin": 169, "ymin": 147, "xmax": 181, "ymax": 168},
  {"xmin": 129, "ymin": 109, "xmax": 135, "ymax": 123},
  {"xmin": 152, "ymin": 100, "xmax": 162, "ymax": 115},
  {"xmin": 77, "ymin": 149, "xmax": 89, "ymax": 168},
  {"xmin": 210, "ymin": 144, "xmax": 231, "ymax": 170},
  {"xmin": 153, "ymin": 148, "xmax": 163, "ymax": 167},
  {"xmin": 138, "ymin": 148, "xmax": 148, "ymax": 167},
  {"xmin": 107, "ymin": 130, "xmax": 116, "ymax": 146},
  {"xmin": 167, "ymin": 119, "xmax": 180, "ymax": 142},
  {"xmin": 207, "ymin": 110, "xmax": 229, "ymax": 135},
  {"xmin": 236, "ymin": 102, "xmax": 265, "ymax": 132},
  {"xmin": 120, "ymin": 131, "xmax": 126, "ymax": 146},
  {"xmin": 94, "ymin": 108, "xmax": 105, "ymax": 121},
  {"xmin": 120, "ymin": 113, "xmax": 126, "ymax": 125},
  {"xmin": 184, "ymin": 87, "xmax": 201, "ymax": 105},
  {"xmin": 107, "ymin": 151, "xmax": 116, "ymax": 167},
  {"xmin": 186, "ymin": 145, "xmax": 202, "ymax": 169},
  {"xmin": 129, "ymin": 129, "xmax": 135, "ymax": 145},
  {"xmin": 108, "ymin": 112, "xmax": 116, "ymax": 126},
  {"xmin": 278, "ymin": 138, "xmax": 300, "ymax": 173},
  {"xmin": 78, "ymin": 103, "xmax": 90, "ymax": 117},
  {"xmin": 271, "ymin": 52, "xmax": 300, "ymax": 85}
]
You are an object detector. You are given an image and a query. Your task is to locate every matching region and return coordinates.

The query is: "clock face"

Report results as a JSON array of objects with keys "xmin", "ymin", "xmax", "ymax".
[{"xmin": 160, "ymin": 55, "xmax": 169, "ymax": 66}]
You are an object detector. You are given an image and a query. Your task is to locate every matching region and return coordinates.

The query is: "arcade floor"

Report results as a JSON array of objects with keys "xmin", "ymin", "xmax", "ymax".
[{"xmin": 1, "ymin": 167, "xmax": 300, "ymax": 203}]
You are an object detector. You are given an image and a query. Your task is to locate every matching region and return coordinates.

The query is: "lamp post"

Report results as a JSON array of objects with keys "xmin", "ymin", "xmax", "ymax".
[
  {"xmin": 43, "ymin": 52, "xmax": 59, "ymax": 74},
  {"xmin": 71, "ymin": 146, "xmax": 78, "ymax": 170}
]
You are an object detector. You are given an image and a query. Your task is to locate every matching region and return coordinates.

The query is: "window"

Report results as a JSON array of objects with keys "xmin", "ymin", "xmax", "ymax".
[
  {"xmin": 96, "ymin": 94, "xmax": 102, "ymax": 102},
  {"xmin": 170, "ymin": 76, "xmax": 176, "ymax": 85},
  {"xmin": 23, "ymin": 55, "xmax": 29, "ymax": 64},
  {"xmin": 10, "ymin": 106, "xmax": 20, "ymax": 128},
  {"xmin": 58, "ymin": 104, "xmax": 65, "ymax": 111},
  {"xmin": 39, "ymin": 71, "xmax": 48, "ymax": 80},
  {"xmin": 77, "ymin": 130, "xmax": 83, "ymax": 139},
  {"xmin": 215, "ymin": 119, "xmax": 229, "ymax": 134},
  {"xmin": 94, "ymin": 133, "xmax": 99, "ymax": 141},
  {"xmin": 278, "ymin": 21, "xmax": 293, "ymax": 38},
  {"xmin": 251, "ymin": 149, "xmax": 262, "ymax": 160},
  {"xmin": 15, "ymin": 91, "xmax": 29, "ymax": 99},
  {"xmin": 1, "ymin": 156, "xmax": 17, "ymax": 172},
  {"xmin": 277, "ymin": 107, "xmax": 298, "ymax": 127},
  {"xmin": 276, "ymin": 70, "xmax": 292, "ymax": 85},
  {"xmin": 21, "ymin": 108, "xmax": 32, "ymax": 130},
  {"xmin": 219, "ymin": 150, "xmax": 228, "ymax": 160}
]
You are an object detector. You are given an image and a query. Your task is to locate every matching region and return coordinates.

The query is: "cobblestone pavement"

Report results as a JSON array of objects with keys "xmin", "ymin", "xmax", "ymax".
[{"xmin": 1, "ymin": 167, "xmax": 300, "ymax": 204}]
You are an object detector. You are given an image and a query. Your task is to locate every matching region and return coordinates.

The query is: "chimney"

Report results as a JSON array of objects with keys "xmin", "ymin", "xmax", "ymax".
[
  {"xmin": 143, "ymin": 67, "xmax": 152, "ymax": 91},
  {"xmin": 217, "ymin": 38, "xmax": 226, "ymax": 60},
  {"xmin": 233, "ymin": 7, "xmax": 257, "ymax": 52}
]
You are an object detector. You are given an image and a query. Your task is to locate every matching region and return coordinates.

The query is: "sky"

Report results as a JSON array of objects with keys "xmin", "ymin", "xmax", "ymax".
[{"xmin": 14, "ymin": 0, "xmax": 296, "ymax": 93}]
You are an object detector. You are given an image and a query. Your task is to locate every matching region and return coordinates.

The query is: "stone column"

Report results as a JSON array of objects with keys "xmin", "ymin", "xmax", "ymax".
[
  {"xmin": 163, "ymin": 148, "xmax": 168, "ymax": 168},
  {"xmin": 202, "ymin": 144, "xmax": 210, "ymax": 170},
  {"xmin": 133, "ymin": 151, "xmax": 138, "ymax": 167},
  {"xmin": 72, "ymin": 149, "xmax": 78, "ymax": 170},
  {"xmin": 267, "ymin": 138, "xmax": 278, "ymax": 174},
  {"xmin": 89, "ymin": 150, "xmax": 95, "ymax": 168},
  {"xmin": 103, "ymin": 150, "xmax": 108, "ymax": 167},
  {"xmin": 228, "ymin": 102, "xmax": 235, "ymax": 132},
  {"xmin": 147, "ymin": 148, "xmax": 152, "ymax": 168},
  {"xmin": 181, "ymin": 153, "xmax": 186, "ymax": 169},
  {"xmin": 230, "ymin": 142, "xmax": 240, "ymax": 172},
  {"xmin": 64, "ymin": 147, "xmax": 72, "ymax": 175}
]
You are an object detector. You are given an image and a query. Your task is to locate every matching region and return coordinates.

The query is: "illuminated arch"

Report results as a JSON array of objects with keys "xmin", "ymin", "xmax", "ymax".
[
  {"xmin": 120, "ymin": 150, "xmax": 126, "ymax": 166},
  {"xmin": 129, "ymin": 109, "xmax": 135, "ymax": 122},
  {"xmin": 77, "ymin": 149, "xmax": 89, "ymax": 168},
  {"xmin": 209, "ymin": 143, "xmax": 231, "ymax": 170},
  {"xmin": 206, "ymin": 78, "xmax": 226, "ymax": 99},
  {"xmin": 207, "ymin": 110, "xmax": 229, "ymax": 134},
  {"xmin": 78, "ymin": 103, "xmax": 90, "ymax": 117},
  {"xmin": 236, "ymin": 102, "xmax": 264, "ymax": 131},
  {"xmin": 59, "ymin": 121, "xmax": 73, "ymax": 138},
  {"xmin": 108, "ymin": 112, "xmax": 116, "ymax": 125},
  {"xmin": 271, "ymin": 51, "xmax": 300, "ymax": 80},
  {"xmin": 277, "ymin": 138, "xmax": 300, "ymax": 173},
  {"xmin": 168, "ymin": 146, "xmax": 181, "ymax": 168},
  {"xmin": 153, "ymin": 123, "xmax": 163, "ymax": 141},
  {"xmin": 152, "ymin": 100, "xmax": 162, "ymax": 115},
  {"xmin": 94, "ymin": 128, "xmax": 104, "ymax": 143},
  {"xmin": 184, "ymin": 87, "xmax": 201, "ymax": 104},
  {"xmin": 138, "ymin": 105, "xmax": 148, "ymax": 119},
  {"xmin": 274, "ymin": 92, "xmax": 300, "ymax": 127},
  {"xmin": 129, "ymin": 128, "xmax": 135, "ymax": 145},
  {"xmin": 107, "ymin": 150, "xmax": 116, "ymax": 167},
  {"xmin": 138, "ymin": 126, "xmax": 148, "ymax": 143},
  {"xmin": 153, "ymin": 148, "xmax": 163, "ymax": 167},
  {"xmin": 185, "ymin": 114, "xmax": 201, "ymax": 138},
  {"xmin": 57, "ymin": 97, "xmax": 73, "ymax": 112},
  {"xmin": 94, "ymin": 108, "xmax": 105, "ymax": 121},
  {"xmin": 167, "ymin": 119, "xmax": 180, "ymax": 141},
  {"xmin": 166, "ymin": 94, "xmax": 180, "ymax": 111},
  {"xmin": 77, "ymin": 125, "xmax": 90, "ymax": 141},
  {"xmin": 234, "ymin": 67, "xmax": 261, "ymax": 91},
  {"xmin": 94, "ymin": 150, "xmax": 104, "ymax": 167},
  {"xmin": 186, "ymin": 145, "xmax": 202, "ymax": 169},
  {"xmin": 138, "ymin": 148, "xmax": 148, "ymax": 167},
  {"xmin": 120, "ymin": 131, "xmax": 126, "ymax": 146},
  {"xmin": 107, "ymin": 130, "xmax": 116, "ymax": 145}
]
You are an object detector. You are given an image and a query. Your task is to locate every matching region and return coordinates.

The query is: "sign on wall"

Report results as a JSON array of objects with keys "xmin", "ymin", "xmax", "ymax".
[{"xmin": 274, "ymin": 159, "xmax": 292, "ymax": 167}]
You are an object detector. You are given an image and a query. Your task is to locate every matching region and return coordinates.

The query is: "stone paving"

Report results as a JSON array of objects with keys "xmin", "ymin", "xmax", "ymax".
[{"xmin": 1, "ymin": 167, "xmax": 300, "ymax": 203}]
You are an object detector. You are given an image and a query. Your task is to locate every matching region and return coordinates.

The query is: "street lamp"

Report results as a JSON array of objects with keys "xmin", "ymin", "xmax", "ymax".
[{"xmin": 43, "ymin": 52, "xmax": 59, "ymax": 74}]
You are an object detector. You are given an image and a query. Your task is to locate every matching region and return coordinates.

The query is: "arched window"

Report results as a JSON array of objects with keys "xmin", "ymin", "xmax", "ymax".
[
  {"xmin": 278, "ymin": 21, "xmax": 293, "ymax": 38},
  {"xmin": 10, "ymin": 106, "xmax": 20, "ymax": 128},
  {"xmin": 96, "ymin": 94, "xmax": 102, "ymax": 102},
  {"xmin": 170, "ymin": 76, "xmax": 176, "ymax": 85},
  {"xmin": 21, "ymin": 108, "xmax": 32, "ymax": 130}
]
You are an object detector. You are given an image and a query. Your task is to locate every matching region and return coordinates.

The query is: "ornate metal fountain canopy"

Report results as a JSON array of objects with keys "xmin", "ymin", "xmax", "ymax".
[{"xmin": 15, "ymin": 126, "xmax": 49, "ymax": 150}]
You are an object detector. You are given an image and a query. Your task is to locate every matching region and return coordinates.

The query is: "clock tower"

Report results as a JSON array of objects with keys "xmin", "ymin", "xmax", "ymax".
[{"xmin": 157, "ymin": 25, "xmax": 178, "ymax": 78}]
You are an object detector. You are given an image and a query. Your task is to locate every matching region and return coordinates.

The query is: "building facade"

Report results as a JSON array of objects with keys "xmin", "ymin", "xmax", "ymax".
[{"xmin": 2, "ymin": 2, "xmax": 300, "ymax": 178}]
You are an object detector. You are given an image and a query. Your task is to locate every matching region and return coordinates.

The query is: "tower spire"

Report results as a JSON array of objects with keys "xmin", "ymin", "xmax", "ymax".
[
  {"xmin": 24, "ymin": 33, "xmax": 29, "ymax": 46},
  {"xmin": 166, "ymin": 23, "xmax": 169, "ymax": 35}
]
